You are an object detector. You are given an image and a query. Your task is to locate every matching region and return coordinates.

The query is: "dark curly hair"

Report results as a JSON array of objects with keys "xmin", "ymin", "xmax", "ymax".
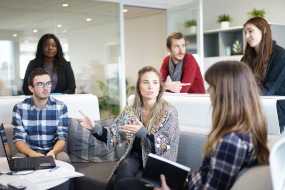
[{"xmin": 35, "ymin": 34, "xmax": 67, "ymax": 75}]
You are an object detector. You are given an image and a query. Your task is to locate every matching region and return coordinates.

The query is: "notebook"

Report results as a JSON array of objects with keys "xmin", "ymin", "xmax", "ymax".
[
  {"xmin": 0, "ymin": 123, "xmax": 56, "ymax": 171},
  {"xmin": 141, "ymin": 153, "xmax": 190, "ymax": 190}
]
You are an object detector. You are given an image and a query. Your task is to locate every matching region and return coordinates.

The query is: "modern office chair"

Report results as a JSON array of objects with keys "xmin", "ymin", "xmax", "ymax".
[{"xmin": 269, "ymin": 137, "xmax": 285, "ymax": 190}]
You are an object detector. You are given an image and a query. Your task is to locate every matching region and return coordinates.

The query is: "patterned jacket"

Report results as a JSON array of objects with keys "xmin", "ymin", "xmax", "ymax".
[{"xmin": 101, "ymin": 101, "xmax": 179, "ymax": 180}]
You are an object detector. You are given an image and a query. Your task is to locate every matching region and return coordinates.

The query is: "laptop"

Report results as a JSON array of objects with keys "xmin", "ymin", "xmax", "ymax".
[{"xmin": 0, "ymin": 123, "xmax": 56, "ymax": 171}]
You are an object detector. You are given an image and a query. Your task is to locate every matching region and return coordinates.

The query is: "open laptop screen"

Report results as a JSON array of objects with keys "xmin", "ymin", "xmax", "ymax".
[{"xmin": 0, "ymin": 123, "xmax": 13, "ymax": 166}]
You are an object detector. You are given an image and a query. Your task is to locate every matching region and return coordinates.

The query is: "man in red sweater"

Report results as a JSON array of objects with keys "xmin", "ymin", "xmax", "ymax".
[{"xmin": 160, "ymin": 32, "xmax": 205, "ymax": 93}]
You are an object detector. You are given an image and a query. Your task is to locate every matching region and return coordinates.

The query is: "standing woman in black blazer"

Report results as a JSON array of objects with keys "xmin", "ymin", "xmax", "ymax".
[
  {"xmin": 23, "ymin": 34, "xmax": 76, "ymax": 95},
  {"xmin": 242, "ymin": 17, "xmax": 285, "ymax": 133}
]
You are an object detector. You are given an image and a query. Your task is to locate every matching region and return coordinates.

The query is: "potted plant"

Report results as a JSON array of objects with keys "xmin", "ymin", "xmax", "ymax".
[
  {"xmin": 184, "ymin": 20, "xmax": 197, "ymax": 33},
  {"xmin": 216, "ymin": 13, "xmax": 233, "ymax": 29},
  {"xmin": 247, "ymin": 8, "xmax": 266, "ymax": 18},
  {"xmin": 96, "ymin": 78, "xmax": 135, "ymax": 118}
]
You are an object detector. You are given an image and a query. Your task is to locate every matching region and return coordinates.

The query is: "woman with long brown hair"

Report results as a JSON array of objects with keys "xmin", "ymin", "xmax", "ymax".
[
  {"xmin": 151, "ymin": 61, "xmax": 269, "ymax": 190},
  {"xmin": 76, "ymin": 66, "xmax": 179, "ymax": 190},
  {"xmin": 242, "ymin": 17, "xmax": 285, "ymax": 133}
]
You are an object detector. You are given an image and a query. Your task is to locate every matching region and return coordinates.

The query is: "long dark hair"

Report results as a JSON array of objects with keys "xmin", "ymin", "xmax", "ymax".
[
  {"xmin": 243, "ymin": 17, "xmax": 272, "ymax": 85},
  {"xmin": 204, "ymin": 61, "xmax": 269, "ymax": 164},
  {"xmin": 35, "ymin": 33, "xmax": 66, "ymax": 75}
]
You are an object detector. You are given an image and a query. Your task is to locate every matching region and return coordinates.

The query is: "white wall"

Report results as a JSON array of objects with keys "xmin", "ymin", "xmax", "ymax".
[
  {"xmin": 67, "ymin": 22, "xmax": 120, "ymax": 96},
  {"xmin": 202, "ymin": 0, "xmax": 285, "ymax": 31},
  {"xmin": 124, "ymin": 13, "xmax": 166, "ymax": 88}
]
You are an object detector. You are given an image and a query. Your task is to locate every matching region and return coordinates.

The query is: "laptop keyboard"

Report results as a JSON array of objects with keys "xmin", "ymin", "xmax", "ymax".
[{"xmin": 19, "ymin": 157, "xmax": 37, "ymax": 168}]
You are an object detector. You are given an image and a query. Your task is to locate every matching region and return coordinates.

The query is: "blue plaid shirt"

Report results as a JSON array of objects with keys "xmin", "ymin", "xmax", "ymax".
[
  {"xmin": 12, "ymin": 96, "xmax": 68, "ymax": 151},
  {"xmin": 186, "ymin": 132, "xmax": 258, "ymax": 190}
]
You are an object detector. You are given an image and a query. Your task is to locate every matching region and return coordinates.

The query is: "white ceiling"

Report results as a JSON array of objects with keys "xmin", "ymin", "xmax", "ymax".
[
  {"xmin": 0, "ymin": 0, "xmax": 167, "ymax": 44},
  {"xmin": 124, "ymin": 6, "xmax": 165, "ymax": 20},
  {"xmin": 100, "ymin": 0, "xmax": 196, "ymax": 8}
]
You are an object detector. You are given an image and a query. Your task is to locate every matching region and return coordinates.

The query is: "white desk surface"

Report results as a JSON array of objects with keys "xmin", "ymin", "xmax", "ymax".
[{"xmin": 0, "ymin": 157, "xmax": 75, "ymax": 190}]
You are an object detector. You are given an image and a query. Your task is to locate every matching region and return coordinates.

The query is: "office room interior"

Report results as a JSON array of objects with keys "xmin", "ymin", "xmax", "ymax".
[{"xmin": 0, "ymin": 0, "xmax": 285, "ymax": 190}]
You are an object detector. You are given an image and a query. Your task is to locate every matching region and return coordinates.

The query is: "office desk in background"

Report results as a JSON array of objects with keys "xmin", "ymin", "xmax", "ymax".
[{"xmin": 0, "ymin": 158, "xmax": 75, "ymax": 190}]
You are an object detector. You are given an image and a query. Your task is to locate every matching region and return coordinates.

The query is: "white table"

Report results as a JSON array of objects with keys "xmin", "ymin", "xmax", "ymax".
[{"xmin": 0, "ymin": 157, "xmax": 75, "ymax": 190}]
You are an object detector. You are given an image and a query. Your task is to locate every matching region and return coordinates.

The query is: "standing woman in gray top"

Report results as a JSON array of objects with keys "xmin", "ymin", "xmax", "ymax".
[
  {"xmin": 77, "ymin": 66, "xmax": 180, "ymax": 190},
  {"xmin": 22, "ymin": 34, "xmax": 76, "ymax": 95}
]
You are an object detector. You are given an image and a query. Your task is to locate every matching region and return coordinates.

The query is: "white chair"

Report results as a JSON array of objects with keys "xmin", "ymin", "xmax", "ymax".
[{"xmin": 269, "ymin": 137, "xmax": 285, "ymax": 190}]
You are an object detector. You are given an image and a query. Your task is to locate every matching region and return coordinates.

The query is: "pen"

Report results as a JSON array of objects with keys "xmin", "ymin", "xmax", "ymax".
[
  {"xmin": 144, "ymin": 184, "xmax": 154, "ymax": 188},
  {"xmin": 49, "ymin": 166, "xmax": 60, "ymax": 172}
]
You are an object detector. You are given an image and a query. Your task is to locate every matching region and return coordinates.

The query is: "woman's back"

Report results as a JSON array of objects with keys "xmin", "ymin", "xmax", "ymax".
[
  {"xmin": 185, "ymin": 61, "xmax": 269, "ymax": 190},
  {"xmin": 187, "ymin": 132, "xmax": 257, "ymax": 190}
]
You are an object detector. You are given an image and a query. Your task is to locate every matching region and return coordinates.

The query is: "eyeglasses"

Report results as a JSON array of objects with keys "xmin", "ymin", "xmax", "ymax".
[{"xmin": 34, "ymin": 82, "xmax": 52, "ymax": 88}]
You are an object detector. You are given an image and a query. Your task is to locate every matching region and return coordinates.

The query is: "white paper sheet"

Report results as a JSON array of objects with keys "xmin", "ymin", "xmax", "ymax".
[{"xmin": 17, "ymin": 167, "xmax": 84, "ymax": 183}]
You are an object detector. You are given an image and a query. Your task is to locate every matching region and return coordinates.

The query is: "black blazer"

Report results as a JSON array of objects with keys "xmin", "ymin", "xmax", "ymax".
[{"xmin": 23, "ymin": 59, "xmax": 76, "ymax": 95}]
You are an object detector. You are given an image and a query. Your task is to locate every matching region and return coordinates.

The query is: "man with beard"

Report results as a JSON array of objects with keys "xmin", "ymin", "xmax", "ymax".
[
  {"xmin": 12, "ymin": 68, "xmax": 69, "ymax": 162},
  {"xmin": 160, "ymin": 32, "xmax": 205, "ymax": 93}
]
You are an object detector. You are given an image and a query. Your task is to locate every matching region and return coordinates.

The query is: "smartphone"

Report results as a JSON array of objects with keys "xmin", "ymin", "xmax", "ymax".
[{"xmin": 7, "ymin": 182, "xmax": 26, "ymax": 190}]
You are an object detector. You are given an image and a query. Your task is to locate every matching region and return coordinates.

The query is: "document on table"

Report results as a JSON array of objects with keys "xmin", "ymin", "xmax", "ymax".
[{"xmin": 17, "ymin": 167, "xmax": 84, "ymax": 183}]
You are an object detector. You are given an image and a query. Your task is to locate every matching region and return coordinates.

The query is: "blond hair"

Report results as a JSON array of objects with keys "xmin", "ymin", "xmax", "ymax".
[
  {"xmin": 123, "ymin": 66, "xmax": 166, "ymax": 131},
  {"xmin": 204, "ymin": 61, "xmax": 269, "ymax": 164}
]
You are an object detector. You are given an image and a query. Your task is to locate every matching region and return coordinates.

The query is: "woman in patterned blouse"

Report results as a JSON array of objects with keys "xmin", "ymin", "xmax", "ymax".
[
  {"xmin": 155, "ymin": 61, "xmax": 270, "ymax": 190},
  {"xmin": 77, "ymin": 66, "xmax": 179, "ymax": 190}
]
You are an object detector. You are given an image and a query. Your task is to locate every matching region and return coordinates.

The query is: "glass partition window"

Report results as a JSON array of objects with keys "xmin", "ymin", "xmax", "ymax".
[
  {"xmin": 0, "ymin": 0, "xmax": 122, "ymax": 119},
  {"xmin": 168, "ymin": 7, "xmax": 198, "ymax": 61}
]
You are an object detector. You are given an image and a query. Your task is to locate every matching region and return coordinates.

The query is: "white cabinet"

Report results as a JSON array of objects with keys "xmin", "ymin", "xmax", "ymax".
[{"xmin": 204, "ymin": 26, "xmax": 245, "ymax": 57}]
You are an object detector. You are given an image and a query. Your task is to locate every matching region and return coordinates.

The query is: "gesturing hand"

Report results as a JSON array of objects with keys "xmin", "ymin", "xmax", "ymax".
[
  {"xmin": 154, "ymin": 174, "xmax": 171, "ymax": 190},
  {"xmin": 166, "ymin": 81, "xmax": 190, "ymax": 93},
  {"xmin": 119, "ymin": 117, "xmax": 143, "ymax": 135},
  {"xmin": 75, "ymin": 110, "xmax": 95, "ymax": 131}
]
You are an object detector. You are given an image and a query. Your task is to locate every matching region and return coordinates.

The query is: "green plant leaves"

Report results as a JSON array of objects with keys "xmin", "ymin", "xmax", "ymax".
[
  {"xmin": 184, "ymin": 20, "xmax": 197, "ymax": 28},
  {"xmin": 96, "ymin": 78, "xmax": 135, "ymax": 117},
  {"xmin": 216, "ymin": 13, "xmax": 233, "ymax": 23},
  {"xmin": 247, "ymin": 8, "xmax": 266, "ymax": 18}
]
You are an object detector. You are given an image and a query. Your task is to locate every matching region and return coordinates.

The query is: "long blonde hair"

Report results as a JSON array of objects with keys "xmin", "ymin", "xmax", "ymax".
[
  {"xmin": 122, "ymin": 66, "xmax": 166, "ymax": 131},
  {"xmin": 204, "ymin": 61, "xmax": 269, "ymax": 164}
]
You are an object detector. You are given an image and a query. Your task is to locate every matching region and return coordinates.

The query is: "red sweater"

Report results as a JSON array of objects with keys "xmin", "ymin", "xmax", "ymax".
[{"xmin": 160, "ymin": 53, "xmax": 205, "ymax": 93}]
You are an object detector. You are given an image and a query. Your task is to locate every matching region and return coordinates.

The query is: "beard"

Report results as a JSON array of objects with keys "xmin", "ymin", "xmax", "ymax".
[{"xmin": 173, "ymin": 53, "xmax": 185, "ymax": 62}]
